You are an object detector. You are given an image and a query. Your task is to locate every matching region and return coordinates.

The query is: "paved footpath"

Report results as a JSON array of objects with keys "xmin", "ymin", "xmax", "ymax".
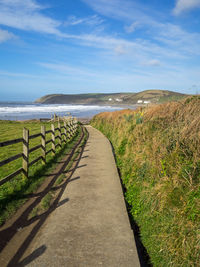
[{"xmin": 21, "ymin": 126, "xmax": 140, "ymax": 266}]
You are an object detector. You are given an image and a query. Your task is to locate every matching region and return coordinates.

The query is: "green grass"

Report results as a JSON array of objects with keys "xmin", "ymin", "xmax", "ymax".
[
  {"xmin": 29, "ymin": 192, "xmax": 54, "ymax": 219},
  {"xmin": 0, "ymin": 120, "xmax": 64, "ymax": 179},
  {"xmin": 0, "ymin": 120, "xmax": 81, "ymax": 225},
  {"xmin": 91, "ymin": 99, "xmax": 200, "ymax": 267},
  {"xmin": 54, "ymin": 128, "xmax": 88, "ymax": 186},
  {"xmin": 29, "ymin": 126, "xmax": 88, "ymax": 220}
]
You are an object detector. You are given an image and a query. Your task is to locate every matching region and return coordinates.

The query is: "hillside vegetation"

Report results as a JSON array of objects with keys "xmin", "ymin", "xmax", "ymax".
[
  {"xmin": 35, "ymin": 90, "xmax": 187, "ymax": 105},
  {"xmin": 91, "ymin": 96, "xmax": 200, "ymax": 266}
]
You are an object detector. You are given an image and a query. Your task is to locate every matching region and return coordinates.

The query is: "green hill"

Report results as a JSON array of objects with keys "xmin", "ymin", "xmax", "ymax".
[{"xmin": 35, "ymin": 90, "xmax": 188, "ymax": 105}]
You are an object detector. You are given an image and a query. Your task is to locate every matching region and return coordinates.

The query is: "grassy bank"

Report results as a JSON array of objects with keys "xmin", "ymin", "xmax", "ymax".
[
  {"xmin": 91, "ymin": 96, "xmax": 200, "ymax": 266},
  {"xmin": 0, "ymin": 120, "xmax": 81, "ymax": 225}
]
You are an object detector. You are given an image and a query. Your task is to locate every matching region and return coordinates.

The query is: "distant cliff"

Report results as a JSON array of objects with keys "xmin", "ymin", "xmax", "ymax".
[{"xmin": 35, "ymin": 90, "xmax": 187, "ymax": 105}]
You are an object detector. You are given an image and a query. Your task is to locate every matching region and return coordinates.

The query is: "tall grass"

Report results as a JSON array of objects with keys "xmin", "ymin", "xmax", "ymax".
[{"xmin": 91, "ymin": 96, "xmax": 200, "ymax": 266}]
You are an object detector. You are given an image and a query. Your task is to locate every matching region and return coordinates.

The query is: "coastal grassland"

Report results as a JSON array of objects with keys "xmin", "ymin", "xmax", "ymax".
[
  {"xmin": 91, "ymin": 96, "xmax": 200, "ymax": 266},
  {"xmin": 0, "ymin": 120, "xmax": 81, "ymax": 225}
]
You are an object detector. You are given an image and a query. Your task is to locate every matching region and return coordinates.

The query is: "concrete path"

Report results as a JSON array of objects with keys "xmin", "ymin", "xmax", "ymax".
[{"xmin": 21, "ymin": 126, "xmax": 140, "ymax": 266}]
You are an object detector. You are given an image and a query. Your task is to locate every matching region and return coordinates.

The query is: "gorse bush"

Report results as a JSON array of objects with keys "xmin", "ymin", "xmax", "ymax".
[{"xmin": 91, "ymin": 97, "xmax": 200, "ymax": 267}]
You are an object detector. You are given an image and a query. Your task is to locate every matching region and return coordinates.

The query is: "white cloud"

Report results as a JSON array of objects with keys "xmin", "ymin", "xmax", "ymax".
[
  {"xmin": 124, "ymin": 22, "xmax": 139, "ymax": 33},
  {"xmin": 142, "ymin": 59, "xmax": 161, "ymax": 67},
  {"xmin": 0, "ymin": 28, "xmax": 15, "ymax": 43},
  {"xmin": 0, "ymin": 0, "xmax": 61, "ymax": 35},
  {"xmin": 156, "ymin": 23, "xmax": 200, "ymax": 55},
  {"xmin": 0, "ymin": 69, "xmax": 37, "ymax": 77},
  {"xmin": 65, "ymin": 32, "xmax": 187, "ymax": 61},
  {"xmin": 0, "ymin": 0, "xmax": 41, "ymax": 10},
  {"xmin": 114, "ymin": 44, "xmax": 126, "ymax": 55},
  {"xmin": 82, "ymin": 0, "xmax": 157, "ymax": 27},
  {"xmin": 82, "ymin": 0, "xmax": 200, "ymax": 57},
  {"xmin": 39, "ymin": 62, "xmax": 97, "ymax": 78},
  {"xmin": 65, "ymin": 15, "xmax": 104, "ymax": 27},
  {"xmin": 173, "ymin": 0, "xmax": 200, "ymax": 15}
]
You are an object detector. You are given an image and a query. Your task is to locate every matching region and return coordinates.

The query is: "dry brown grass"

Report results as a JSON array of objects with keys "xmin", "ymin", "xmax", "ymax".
[{"xmin": 91, "ymin": 97, "xmax": 200, "ymax": 266}]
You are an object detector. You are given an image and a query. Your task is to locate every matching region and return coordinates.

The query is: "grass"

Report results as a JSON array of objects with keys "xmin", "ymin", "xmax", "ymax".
[
  {"xmin": 91, "ymin": 96, "xmax": 200, "ymax": 267},
  {"xmin": 54, "ymin": 128, "xmax": 88, "ymax": 186},
  {"xmin": 0, "ymin": 120, "xmax": 63, "ymax": 179},
  {"xmin": 28, "ymin": 125, "xmax": 88, "ymax": 220},
  {"xmin": 0, "ymin": 119, "xmax": 81, "ymax": 225}
]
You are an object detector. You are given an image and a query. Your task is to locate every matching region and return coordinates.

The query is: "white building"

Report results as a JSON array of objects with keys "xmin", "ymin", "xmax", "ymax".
[{"xmin": 137, "ymin": 100, "xmax": 143, "ymax": 104}]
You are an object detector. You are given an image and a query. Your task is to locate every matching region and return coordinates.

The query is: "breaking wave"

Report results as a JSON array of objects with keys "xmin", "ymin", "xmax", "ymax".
[
  {"xmin": 0, "ymin": 103, "xmax": 124, "ymax": 120},
  {"xmin": 0, "ymin": 104, "xmax": 117, "ymax": 114}
]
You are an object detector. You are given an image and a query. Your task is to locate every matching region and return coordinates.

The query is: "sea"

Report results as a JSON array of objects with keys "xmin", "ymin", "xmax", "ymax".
[{"xmin": 0, "ymin": 102, "xmax": 133, "ymax": 121}]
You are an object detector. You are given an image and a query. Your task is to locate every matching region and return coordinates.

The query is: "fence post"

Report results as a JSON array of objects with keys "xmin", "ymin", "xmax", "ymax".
[
  {"xmin": 51, "ymin": 124, "xmax": 55, "ymax": 156},
  {"xmin": 73, "ymin": 119, "xmax": 76, "ymax": 135},
  {"xmin": 74, "ymin": 119, "xmax": 77, "ymax": 134},
  {"xmin": 72, "ymin": 119, "xmax": 75, "ymax": 135},
  {"xmin": 54, "ymin": 113, "xmax": 56, "ymax": 121},
  {"xmin": 69, "ymin": 120, "xmax": 73, "ymax": 139},
  {"xmin": 66, "ymin": 121, "xmax": 70, "ymax": 141},
  {"xmin": 58, "ymin": 121, "xmax": 61, "ymax": 147},
  {"xmin": 41, "ymin": 125, "xmax": 46, "ymax": 164},
  {"xmin": 64, "ymin": 121, "xmax": 67, "ymax": 143},
  {"xmin": 23, "ymin": 128, "xmax": 29, "ymax": 178}
]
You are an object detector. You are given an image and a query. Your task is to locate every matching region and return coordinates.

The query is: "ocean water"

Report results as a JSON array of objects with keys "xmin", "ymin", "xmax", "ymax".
[{"xmin": 0, "ymin": 102, "xmax": 128, "ymax": 121}]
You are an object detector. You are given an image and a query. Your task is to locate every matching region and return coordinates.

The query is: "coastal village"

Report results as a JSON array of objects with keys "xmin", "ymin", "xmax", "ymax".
[{"xmin": 108, "ymin": 97, "xmax": 151, "ymax": 104}]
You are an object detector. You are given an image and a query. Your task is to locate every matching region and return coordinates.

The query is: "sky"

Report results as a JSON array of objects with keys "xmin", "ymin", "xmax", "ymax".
[{"xmin": 0, "ymin": 0, "xmax": 200, "ymax": 101}]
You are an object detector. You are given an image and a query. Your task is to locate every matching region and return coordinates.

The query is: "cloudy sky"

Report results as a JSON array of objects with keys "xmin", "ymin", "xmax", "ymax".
[{"xmin": 0, "ymin": 0, "xmax": 200, "ymax": 101}]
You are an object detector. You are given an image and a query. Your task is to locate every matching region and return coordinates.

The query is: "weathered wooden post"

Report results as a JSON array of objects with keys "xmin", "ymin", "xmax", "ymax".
[
  {"xmin": 67, "ymin": 121, "xmax": 70, "ymax": 141},
  {"xmin": 72, "ymin": 119, "xmax": 75, "ymax": 135},
  {"xmin": 54, "ymin": 113, "xmax": 56, "ymax": 121},
  {"xmin": 58, "ymin": 121, "xmax": 61, "ymax": 147},
  {"xmin": 41, "ymin": 125, "xmax": 46, "ymax": 164},
  {"xmin": 64, "ymin": 121, "xmax": 67, "ymax": 143},
  {"xmin": 71, "ymin": 119, "xmax": 73, "ymax": 136},
  {"xmin": 74, "ymin": 118, "xmax": 77, "ymax": 134},
  {"xmin": 74, "ymin": 118, "xmax": 76, "ymax": 134},
  {"xmin": 51, "ymin": 124, "xmax": 55, "ymax": 155},
  {"xmin": 69, "ymin": 120, "xmax": 73, "ymax": 139},
  {"xmin": 23, "ymin": 128, "xmax": 29, "ymax": 178},
  {"xmin": 66, "ymin": 121, "xmax": 70, "ymax": 141}
]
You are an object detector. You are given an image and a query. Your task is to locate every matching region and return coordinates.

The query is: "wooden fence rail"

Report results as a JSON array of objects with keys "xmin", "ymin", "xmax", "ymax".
[{"xmin": 0, "ymin": 117, "xmax": 78, "ymax": 186}]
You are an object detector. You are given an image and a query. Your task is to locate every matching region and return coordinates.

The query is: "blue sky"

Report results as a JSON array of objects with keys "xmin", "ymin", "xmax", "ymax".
[{"xmin": 0, "ymin": 0, "xmax": 200, "ymax": 101}]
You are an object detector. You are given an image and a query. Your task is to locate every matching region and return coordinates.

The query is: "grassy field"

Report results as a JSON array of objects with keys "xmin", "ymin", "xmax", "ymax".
[
  {"xmin": 0, "ymin": 120, "xmax": 80, "ymax": 225},
  {"xmin": 91, "ymin": 96, "xmax": 200, "ymax": 266}
]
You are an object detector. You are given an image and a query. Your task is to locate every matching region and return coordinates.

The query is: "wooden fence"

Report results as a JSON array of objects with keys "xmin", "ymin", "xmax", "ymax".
[{"xmin": 0, "ymin": 117, "xmax": 78, "ymax": 186}]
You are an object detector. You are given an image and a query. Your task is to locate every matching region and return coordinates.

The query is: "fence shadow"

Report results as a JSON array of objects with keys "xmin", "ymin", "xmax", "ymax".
[
  {"xmin": 17, "ymin": 245, "xmax": 47, "ymax": 266},
  {"xmin": 0, "ymin": 126, "xmax": 89, "ymax": 266}
]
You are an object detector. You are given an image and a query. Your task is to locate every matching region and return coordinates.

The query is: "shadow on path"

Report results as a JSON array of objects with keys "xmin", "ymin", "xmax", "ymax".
[
  {"xmin": 17, "ymin": 245, "xmax": 47, "ymax": 266},
  {"xmin": 0, "ymin": 127, "xmax": 89, "ymax": 266}
]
